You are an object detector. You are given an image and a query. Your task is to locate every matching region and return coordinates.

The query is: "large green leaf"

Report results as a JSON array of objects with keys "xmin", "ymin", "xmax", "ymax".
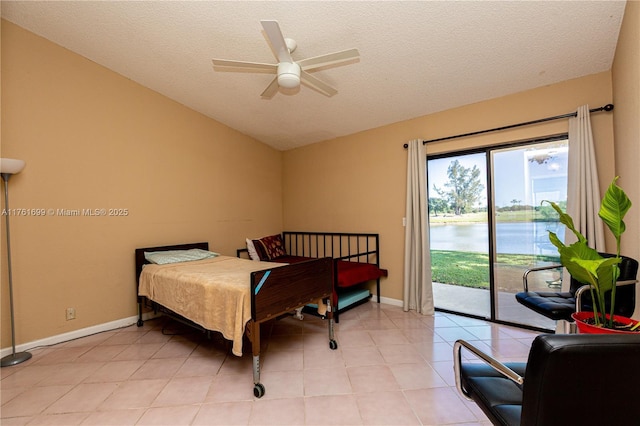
[
  {"xmin": 552, "ymin": 238, "xmax": 602, "ymax": 286},
  {"xmin": 573, "ymin": 256, "xmax": 621, "ymax": 293},
  {"xmin": 547, "ymin": 201, "xmax": 587, "ymax": 244},
  {"xmin": 599, "ymin": 176, "xmax": 631, "ymax": 241}
]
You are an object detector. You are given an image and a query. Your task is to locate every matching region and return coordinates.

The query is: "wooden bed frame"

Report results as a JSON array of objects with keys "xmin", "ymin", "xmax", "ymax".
[{"xmin": 135, "ymin": 242, "xmax": 337, "ymax": 398}]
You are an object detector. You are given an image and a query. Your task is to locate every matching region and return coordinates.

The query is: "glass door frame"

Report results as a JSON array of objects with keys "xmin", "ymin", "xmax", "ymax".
[{"xmin": 428, "ymin": 134, "xmax": 567, "ymax": 330}]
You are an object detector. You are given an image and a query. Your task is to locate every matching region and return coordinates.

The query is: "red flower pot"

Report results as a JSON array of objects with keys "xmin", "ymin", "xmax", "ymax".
[{"xmin": 572, "ymin": 311, "xmax": 640, "ymax": 334}]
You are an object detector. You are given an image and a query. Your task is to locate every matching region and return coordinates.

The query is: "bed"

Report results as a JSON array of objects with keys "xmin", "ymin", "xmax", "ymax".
[
  {"xmin": 135, "ymin": 242, "xmax": 336, "ymax": 398},
  {"xmin": 240, "ymin": 231, "xmax": 388, "ymax": 322}
]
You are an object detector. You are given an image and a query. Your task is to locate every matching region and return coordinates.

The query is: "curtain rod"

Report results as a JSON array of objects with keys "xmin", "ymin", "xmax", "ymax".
[{"xmin": 403, "ymin": 103, "xmax": 614, "ymax": 148}]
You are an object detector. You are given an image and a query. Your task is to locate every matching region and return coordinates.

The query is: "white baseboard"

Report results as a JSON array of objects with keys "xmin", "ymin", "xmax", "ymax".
[
  {"xmin": 374, "ymin": 295, "xmax": 403, "ymax": 307},
  {"xmin": 0, "ymin": 312, "xmax": 159, "ymax": 359},
  {"xmin": 2, "ymin": 297, "xmax": 404, "ymax": 359}
]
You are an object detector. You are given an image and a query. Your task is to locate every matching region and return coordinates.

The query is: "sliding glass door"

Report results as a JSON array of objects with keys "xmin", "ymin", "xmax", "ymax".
[
  {"xmin": 428, "ymin": 138, "xmax": 567, "ymax": 329},
  {"xmin": 491, "ymin": 142, "xmax": 567, "ymax": 329},
  {"xmin": 428, "ymin": 152, "xmax": 490, "ymax": 318}
]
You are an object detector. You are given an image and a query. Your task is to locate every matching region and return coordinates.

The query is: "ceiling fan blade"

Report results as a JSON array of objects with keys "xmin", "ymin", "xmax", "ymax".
[
  {"xmin": 212, "ymin": 59, "xmax": 277, "ymax": 72},
  {"xmin": 300, "ymin": 71, "xmax": 338, "ymax": 97},
  {"xmin": 298, "ymin": 48, "xmax": 360, "ymax": 71},
  {"xmin": 261, "ymin": 77, "xmax": 280, "ymax": 99},
  {"xmin": 261, "ymin": 20, "xmax": 293, "ymax": 63}
]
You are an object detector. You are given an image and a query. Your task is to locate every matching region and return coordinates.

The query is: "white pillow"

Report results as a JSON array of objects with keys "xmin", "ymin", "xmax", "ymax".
[
  {"xmin": 144, "ymin": 249, "xmax": 218, "ymax": 265},
  {"xmin": 246, "ymin": 238, "xmax": 260, "ymax": 261}
]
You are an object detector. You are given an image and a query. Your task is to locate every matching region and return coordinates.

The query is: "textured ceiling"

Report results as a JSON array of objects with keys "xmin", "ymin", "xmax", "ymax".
[{"xmin": 1, "ymin": 1, "xmax": 626, "ymax": 151}]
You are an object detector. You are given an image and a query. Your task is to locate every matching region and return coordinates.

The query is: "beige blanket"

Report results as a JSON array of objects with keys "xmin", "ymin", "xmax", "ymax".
[{"xmin": 138, "ymin": 255, "xmax": 284, "ymax": 356}]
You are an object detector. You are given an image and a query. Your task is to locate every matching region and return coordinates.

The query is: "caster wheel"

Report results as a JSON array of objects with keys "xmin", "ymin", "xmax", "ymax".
[
  {"xmin": 253, "ymin": 383, "xmax": 265, "ymax": 398},
  {"xmin": 136, "ymin": 319, "xmax": 144, "ymax": 327},
  {"xmin": 329, "ymin": 339, "xmax": 338, "ymax": 350}
]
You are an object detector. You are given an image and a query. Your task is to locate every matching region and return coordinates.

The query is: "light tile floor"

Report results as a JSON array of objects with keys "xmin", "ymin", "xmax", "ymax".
[{"xmin": 1, "ymin": 302, "xmax": 541, "ymax": 425}]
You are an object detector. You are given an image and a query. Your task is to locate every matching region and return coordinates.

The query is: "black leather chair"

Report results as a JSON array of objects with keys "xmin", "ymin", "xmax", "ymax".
[
  {"xmin": 454, "ymin": 333, "xmax": 640, "ymax": 426},
  {"xmin": 515, "ymin": 254, "xmax": 638, "ymax": 327}
]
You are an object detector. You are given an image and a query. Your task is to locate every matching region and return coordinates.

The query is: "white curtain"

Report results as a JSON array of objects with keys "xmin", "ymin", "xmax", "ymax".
[
  {"xmin": 403, "ymin": 139, "xmax": 434, "ymax": 315},
  {"xmin": 566, "ymin": 105, "xmax": 605, "ymax": 251}
]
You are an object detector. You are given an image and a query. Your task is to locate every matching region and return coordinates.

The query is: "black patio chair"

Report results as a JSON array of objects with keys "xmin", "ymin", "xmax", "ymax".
[{"xmin": 514, "ymin": 254, "xmax": 638, "ymax": 328}]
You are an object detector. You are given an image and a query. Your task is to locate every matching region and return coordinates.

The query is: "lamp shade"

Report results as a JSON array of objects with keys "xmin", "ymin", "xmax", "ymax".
[{"xmin": 0, "ymin": 158, "xmax": 26, "ymax": 175}]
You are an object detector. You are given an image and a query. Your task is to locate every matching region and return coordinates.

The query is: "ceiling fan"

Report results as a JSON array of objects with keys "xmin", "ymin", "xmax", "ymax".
[{"xmin": 211, "ymin": 20, "xmax": 360, "ymax": 99}]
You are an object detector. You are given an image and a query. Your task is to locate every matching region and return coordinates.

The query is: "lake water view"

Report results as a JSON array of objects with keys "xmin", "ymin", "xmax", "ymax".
[{"xmin": 429, "ymin": 221, "xmax": 564, "ymax": 256}]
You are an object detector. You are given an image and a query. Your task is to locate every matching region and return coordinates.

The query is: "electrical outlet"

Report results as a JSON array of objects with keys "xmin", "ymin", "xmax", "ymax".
[{"xmin": 66, "ymin": 307, "xmax": 76, "ymax": 321}]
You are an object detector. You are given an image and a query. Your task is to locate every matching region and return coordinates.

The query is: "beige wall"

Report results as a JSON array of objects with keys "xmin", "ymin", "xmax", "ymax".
[
  {"xmin": 1, "ymin": 20, "xmax": 283, "ymax": 347},
  {"xmin": 283, "ymin": 71, "xmax": 616, "ymax": 302},
  {"xmin": 612, "ymin": 0, "xmax": 640, "ymax": 317}
]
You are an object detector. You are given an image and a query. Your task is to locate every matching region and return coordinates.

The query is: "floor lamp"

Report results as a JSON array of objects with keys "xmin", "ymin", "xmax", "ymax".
[{"xmin": 0, "ymin": 158, "xmax": 31, "ymax": 367}]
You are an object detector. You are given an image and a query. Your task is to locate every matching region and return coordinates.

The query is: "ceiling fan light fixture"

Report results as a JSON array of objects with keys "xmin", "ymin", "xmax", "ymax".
[
  {"xmin": 211, "ymin": 20, "xmax": 359, "ymax": 98},
  {"xmin": 277, "ymin": 62, "xmax": 301, "ymax": 88}
]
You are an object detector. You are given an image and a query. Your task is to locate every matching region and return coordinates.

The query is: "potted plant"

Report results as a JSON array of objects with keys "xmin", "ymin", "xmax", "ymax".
[{"xmin": 544, "ymin": 176, "xmax": 638, "ymax": 332}]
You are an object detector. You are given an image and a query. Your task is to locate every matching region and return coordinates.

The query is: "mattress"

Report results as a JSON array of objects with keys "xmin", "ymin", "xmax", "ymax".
[{"xmin": 138, "ymin": 255, "xmax": 282, "ymax": 356}]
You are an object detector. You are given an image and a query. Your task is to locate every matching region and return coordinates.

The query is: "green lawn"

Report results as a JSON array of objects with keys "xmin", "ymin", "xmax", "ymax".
[{"xmin": 431, "ymin": 250, "xmax": 559, "ymax": 288}]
